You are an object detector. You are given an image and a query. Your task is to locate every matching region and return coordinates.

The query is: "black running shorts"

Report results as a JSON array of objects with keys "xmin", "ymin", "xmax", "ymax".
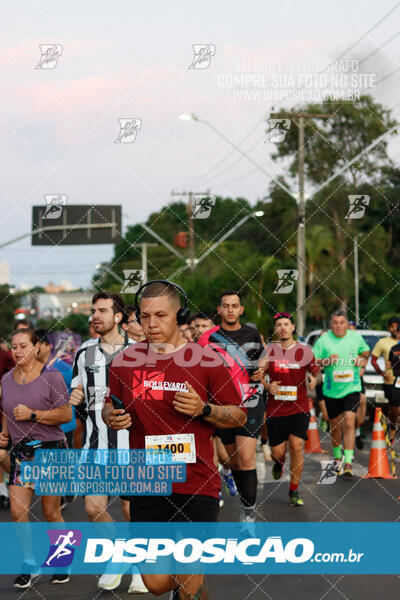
[
  {"xmin": 266, "ymin": 412, "xmax": 310, "ymax": 448},
  {"xmin": 129, "ymin": 493, "xmax": 220, "ymax": 522},
  {"xmin": 389, "ymin": 382, "xmax": 400, "ymax": 407},
  {"xmin": 324, "ymin": 392, "xmax": 360, "ymax": 419},
  {"xmin": 216, "ymin": 392, "xmax": 265, "ymax": 444},
  {"xmin": 383, "ymin": 384, "xmax": 393, "ymax": 403}
]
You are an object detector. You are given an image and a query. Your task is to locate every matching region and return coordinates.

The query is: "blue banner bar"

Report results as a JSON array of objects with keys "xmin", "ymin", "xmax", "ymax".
[
  {"xmin": 19, "ymin": 449, "xmax": 186, "ymax": 495},
  {"xmin": 0, "ymin": 522, "xmax": 398, "ymax": 574}
]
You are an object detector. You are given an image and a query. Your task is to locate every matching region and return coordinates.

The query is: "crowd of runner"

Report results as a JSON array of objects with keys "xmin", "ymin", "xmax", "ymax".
[{"xmin": 0, "ymin": 281, "xmax": 399, "ymax": 598}]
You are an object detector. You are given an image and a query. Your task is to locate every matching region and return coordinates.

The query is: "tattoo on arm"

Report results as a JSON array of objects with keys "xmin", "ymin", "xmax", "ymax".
[{"xmin": 204, "ymin": 404, "xmax": 246, "ymax": 428}]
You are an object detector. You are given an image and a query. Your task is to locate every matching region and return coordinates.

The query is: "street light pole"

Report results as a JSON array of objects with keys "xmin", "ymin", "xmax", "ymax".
[
  {"xmin": 178, "ymin": 114, "xmax": 297, "ymax": 202},
  {"xmin": 354, "ymin": 235, "xmax": 360, "ymax": 326},
  {"xmin": 270, "ymin": 112, "xmax": 332, "ymax": 336},
  {"xmin": 130, "ymin": 243, "xmax": 158, "ymax": 283},
  {"xmin": 297, "ymin": 116, "xmax": 306, "ymax": 336},
  {"xmin": 179, "ymin": 113, "xmax": 396, "ymax": 334}
]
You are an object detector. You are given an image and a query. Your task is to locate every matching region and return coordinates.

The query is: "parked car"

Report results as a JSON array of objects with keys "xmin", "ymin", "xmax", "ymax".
[{"xmin": 305, "ymin": 329, "xmax": 389, "ymax": 406}]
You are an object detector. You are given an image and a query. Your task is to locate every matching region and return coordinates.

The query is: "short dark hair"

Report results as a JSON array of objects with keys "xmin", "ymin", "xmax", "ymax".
[
  {"xmin": 121, "ymin": 305, "xmax": 137, "ymax": 325},
  {"xmin": 273, "ymin": 311, "xmax": 294, "ymax": 324},
  {"xmin": 388, "ymin": 316, "xmax": 400, "ymax": 327},
  {"xmin": 35, "ymin": 328, "xmax": 50, "ymax": 345},
  {"xmin": 140, "ymin": 282, "xmax": 180, "ymax": 308},
  {"xmin": 188, "ymin": 313, "xmax": 199, "ymax": 325},
  {"xmin": 12, "ymin": 328, "xmax": 39, "ymax": 345},
  {"xmin": 330, "ymin": 309, "xmax": 348, "ymax": 321},
  {"xmin": 92, "ymin": 292, "xmax": 125, "ymax": 317},
  {"xmin": 218, "ymin": 290, "xmax": 242, "ymax": 305},
  {"xmin": 15, "ymin": 319, "xmax": 33, "ymax": 329},
  {"xmin": 195, "ymin": 312, "xmax": 212, "ymax": 321}
]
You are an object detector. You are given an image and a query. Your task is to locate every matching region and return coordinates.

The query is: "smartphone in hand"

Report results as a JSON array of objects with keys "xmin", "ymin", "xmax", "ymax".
[{"xmin": 111, "ymin": 394, "xmax": 125, "ymax": 411}]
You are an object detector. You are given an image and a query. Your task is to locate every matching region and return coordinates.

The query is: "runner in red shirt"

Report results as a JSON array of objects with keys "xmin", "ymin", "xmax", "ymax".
[
  {"xmin": 102, "ymin": 280, "xmax": 246, "ymax": 600},
  {"xmin": 262, "ymin": 312, "xmax": 319, "ymax": 507}
]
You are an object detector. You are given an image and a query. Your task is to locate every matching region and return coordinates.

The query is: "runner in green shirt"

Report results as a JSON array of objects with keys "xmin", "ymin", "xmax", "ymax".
[{"xmin": 313, "ymin": 310, "xmax": 370, "ymax": 477}]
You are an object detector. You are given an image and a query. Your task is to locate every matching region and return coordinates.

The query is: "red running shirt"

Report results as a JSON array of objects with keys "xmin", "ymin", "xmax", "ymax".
[
  {"xmin": 106, "ymin": 341, "xmax": 244, "ymax": 498},
  {"xmin": 266, "ymin": 342, "xmax": 319, "ymax": 417}
]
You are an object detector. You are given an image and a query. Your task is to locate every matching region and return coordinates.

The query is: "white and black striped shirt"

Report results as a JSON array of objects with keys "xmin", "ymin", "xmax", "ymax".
[{"xmin": 71, "ymin": 336, "xmax": 133, "ymax": 450}]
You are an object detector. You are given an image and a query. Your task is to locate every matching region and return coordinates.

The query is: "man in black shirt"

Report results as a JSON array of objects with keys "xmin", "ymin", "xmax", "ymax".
[{"xmin": 199, "ymin": 290, "xmax": 264, "ymax": 522}]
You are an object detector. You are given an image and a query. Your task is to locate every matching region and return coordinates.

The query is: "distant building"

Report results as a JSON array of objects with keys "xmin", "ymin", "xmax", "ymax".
[
  {"xmin": 15, "ymin": 291, "xmax": 92, "ymax": 321},
  {"xmin": 44, "ymin": 280, "xmax": 76, "ymax": 294}
]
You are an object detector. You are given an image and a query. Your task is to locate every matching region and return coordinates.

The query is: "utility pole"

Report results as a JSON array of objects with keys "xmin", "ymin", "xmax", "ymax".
[
  {"xmin": 354, "ymin": 235, "xmax": 360, "ymax": 326},
  {"xmin": 171, "ymin": 189, "xmax": 210, "ymax": 271},
  {"xmin": 271, "ymin": 112, "xmax": 331, "ymax": 336},
  {"xmin": 130, "ymin": 243, "xmax": 158, "ymax": 283}
]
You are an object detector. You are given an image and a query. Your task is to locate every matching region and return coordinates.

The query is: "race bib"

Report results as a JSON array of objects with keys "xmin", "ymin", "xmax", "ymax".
[
  {"xmin": 145, "ymin": 433, "xmax": 196, "ymax": 463},
  {"xmin": 275, "ymin": 386, "xmax": 297, "ymax": 401},
  {"xmin": 333, "ymin": 370, "xmax": 354, "ymax": 383}
]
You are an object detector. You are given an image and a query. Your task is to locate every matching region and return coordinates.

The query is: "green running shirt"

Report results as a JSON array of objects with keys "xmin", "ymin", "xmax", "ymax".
[{"xmin": 313, "ymin": 330, "xmax": 369, "ymax": 399}]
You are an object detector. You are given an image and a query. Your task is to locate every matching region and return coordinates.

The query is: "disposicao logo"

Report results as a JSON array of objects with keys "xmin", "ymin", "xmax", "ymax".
[
  {"xmin": 83, "ymin": 536, "xmax": 314, "ymax": 565},
  {"xmin": 42, "ymin": 529, "xmax": 82, "ymax": 568}
]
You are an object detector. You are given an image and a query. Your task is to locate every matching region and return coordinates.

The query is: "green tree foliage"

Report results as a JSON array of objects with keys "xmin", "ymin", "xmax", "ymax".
[
  {"xmin": 37, "ymin": 313, "xmax": 89, "ymax": 338},
  {"xmin": 93, "ymin": 96, "xmax": 399, "ymax": 333},
  {"xmin": 0, "ymin": 286, "xmax": 20, "ymax": 342}
]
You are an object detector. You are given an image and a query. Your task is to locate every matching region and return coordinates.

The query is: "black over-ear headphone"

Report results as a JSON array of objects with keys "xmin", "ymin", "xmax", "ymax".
[{"xmin": 134, "ymin": 280, "xmax": 190, "ymax": 326}]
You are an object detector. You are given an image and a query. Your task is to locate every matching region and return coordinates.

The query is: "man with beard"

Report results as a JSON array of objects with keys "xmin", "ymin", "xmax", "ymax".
[
  {"xmin": 198, "ymin": 290, "xmax": 265, "ymax": 523},
  {"xmin": 69, "ymin": 292, "xmax": 147, "ymax": 594}
]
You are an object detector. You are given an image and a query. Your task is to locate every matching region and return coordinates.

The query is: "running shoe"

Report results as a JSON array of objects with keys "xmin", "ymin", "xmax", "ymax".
[
  {"xmin": 262, "ymin": 443, "xmax": 272, "ymax": 462},
  {"xmin": 218, "ymin": 491, "xmax": 224, "ymax": 508},
  {"xmin": 342, "ymin": 463, "xmax": 354, "ymax": 478},
  {"xmin": 355, "ymin": 435, "xmax": 364, "ymax": 450},
  {"xmin": 272, "ymin": 461, "xmax": 284, "ymax": 480},
  {"xmin": 50, "ymin": 574, "xmax": 70, "ymax": 584},
  {"xmin": 239, "ymin": 509, "xmax": 256, "ymax": 535},
  {"xmin": 289, "ymin": 491, "xmax": 304, "ymax": 507},
  {"xmin": 128, "ymin": 573, "xmax": 148, "ymax": 594},
  {"xmin": 60, "ymin": 496, "xmax": 67, "ymax": 510},
  {"xmin": 13, "ymin": 574, "xmax": 32, "ymax": 589},
  {"xmin": 223, "ymin": 473, "xmax": 237, "ymax": 496},
  {"xmin": 333, "ymin": 458, "xmax": 343, "ymax": 475},
  {"xmin": 97, "ymin": 573, "xmax": 122, "ymax": 590}
]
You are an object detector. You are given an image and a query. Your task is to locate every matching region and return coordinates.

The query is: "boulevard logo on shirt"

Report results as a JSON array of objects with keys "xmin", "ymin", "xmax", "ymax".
[
  {"xmin": 132, "ymin": 371, "xmax": 188, "ymax": 400},
  {"xmin": 144, "ymin": 380, "xmax": 189, "ymax": 392}
]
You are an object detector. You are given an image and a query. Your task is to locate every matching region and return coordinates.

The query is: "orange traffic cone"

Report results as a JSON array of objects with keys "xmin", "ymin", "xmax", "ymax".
[
  {"xmin": 363, "ymin": 408, "xmax": 395, "ymax": 479},
  {"xmin": 304, "ymin": 398, "xmax": 327, "ymax": 454}
]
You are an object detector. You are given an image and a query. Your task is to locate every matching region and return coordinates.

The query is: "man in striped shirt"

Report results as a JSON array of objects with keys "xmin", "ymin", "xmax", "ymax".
[{"xmin": 70, "ymin": 292, "xmax": 147, "ymax": 594}]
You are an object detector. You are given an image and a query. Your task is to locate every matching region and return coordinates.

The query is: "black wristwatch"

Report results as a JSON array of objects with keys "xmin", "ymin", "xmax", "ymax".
[
  {"xmin": 201, "ymin": 403, "xmax": 212, "ymax": 418},
  {"xmin": 30, "ymin": 412, "xmax": 37, "ymax": 422}
]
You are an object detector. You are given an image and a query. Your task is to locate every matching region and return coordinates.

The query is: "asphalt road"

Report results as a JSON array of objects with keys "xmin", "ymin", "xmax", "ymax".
[{"xmin": 1, "ymin": 421, "xmax": 399, "ymax": 600}]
